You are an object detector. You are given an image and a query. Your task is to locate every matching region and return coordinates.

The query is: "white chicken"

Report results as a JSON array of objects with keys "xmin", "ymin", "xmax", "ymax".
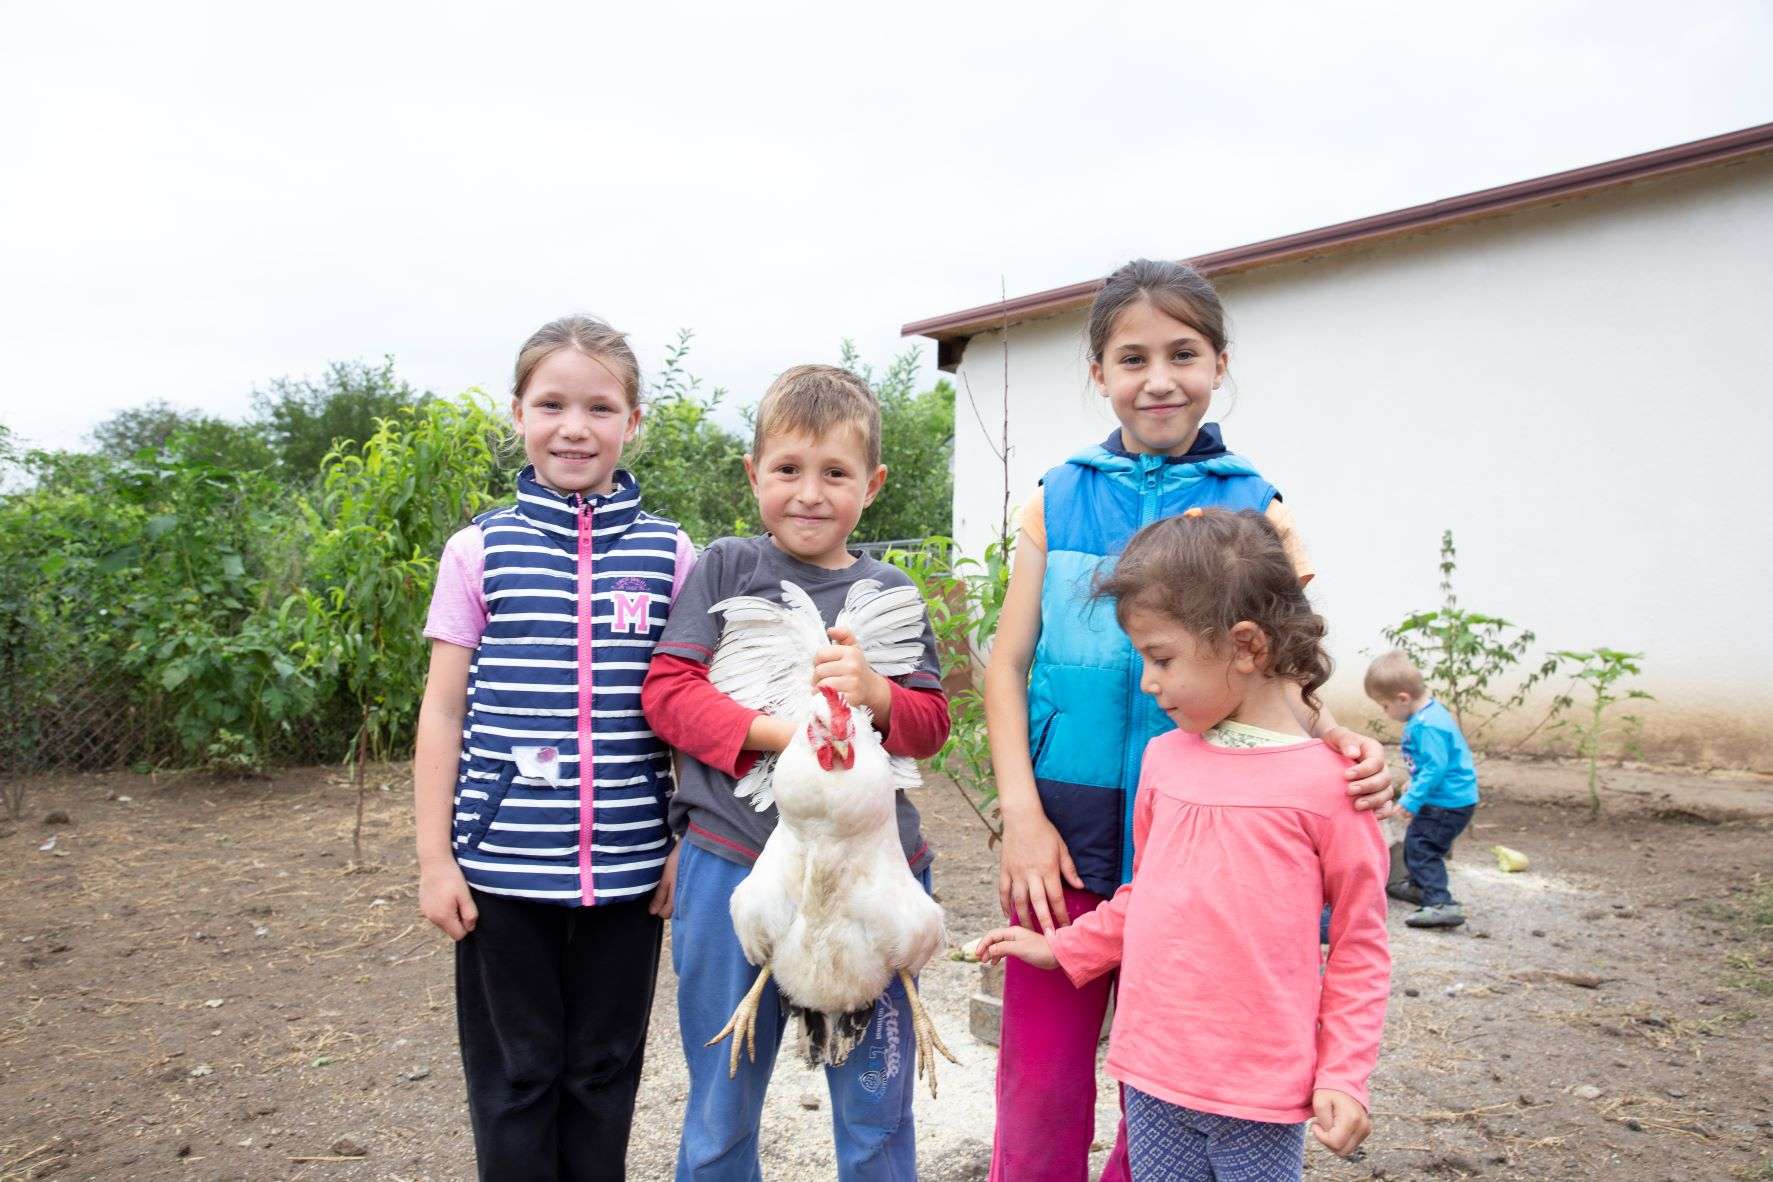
[{"xmin": 702, "ymin": 578, "xmax": 958, "ymax": 1097}]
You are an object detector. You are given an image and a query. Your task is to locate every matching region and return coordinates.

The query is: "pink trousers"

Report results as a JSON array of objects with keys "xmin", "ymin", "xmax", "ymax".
[{"xmin": 990, "ymin": 887, "xmax": 1131, "ymax": 1182}]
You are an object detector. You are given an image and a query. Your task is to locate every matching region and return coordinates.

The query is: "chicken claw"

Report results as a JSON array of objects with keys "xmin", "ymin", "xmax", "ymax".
[
  {"xmin": 898, "ymin": 969, "xmax": 958, "ymax": 1099},
  {"xmin": 707, "ymin": 966, "xmax": 773, "ymax": 1077}
]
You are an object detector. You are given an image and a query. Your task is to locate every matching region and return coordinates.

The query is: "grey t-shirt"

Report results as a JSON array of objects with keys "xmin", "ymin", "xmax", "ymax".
[{"xmin": 656, "ymin": 534, "xmax": 944, "ymax": 872}]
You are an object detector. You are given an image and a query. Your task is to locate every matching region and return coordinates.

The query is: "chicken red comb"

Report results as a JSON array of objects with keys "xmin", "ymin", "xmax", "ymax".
[{"xmin": 818, "ymin": 684, "xmax": 852, "ymax": 738}]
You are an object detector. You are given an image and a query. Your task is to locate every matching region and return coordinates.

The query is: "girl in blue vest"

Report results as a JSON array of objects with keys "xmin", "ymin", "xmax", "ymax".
[
  {"xmin": 414, "ymin": 315, "xmax": 696, "ymax": 1181},
  {"xmin": 981, "ymin": 260, "xmax": 1395, "ymax": 1181}
]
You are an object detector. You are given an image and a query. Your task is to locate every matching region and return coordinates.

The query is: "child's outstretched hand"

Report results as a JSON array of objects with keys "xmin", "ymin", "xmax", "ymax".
[
  {"xmin": 1309, "ymin": 1088, "xmax": 1371, "ymax": 1157},
  {"xmin": 974, "ymin": 925, "xmax": 1058, "ymax": 971},
  {"xmin": 815, "ymin": 626, "xmax": 892, "ymax": 718}
]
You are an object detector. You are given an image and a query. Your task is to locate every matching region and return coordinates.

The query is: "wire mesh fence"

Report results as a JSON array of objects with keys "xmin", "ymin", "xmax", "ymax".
[
  {"xmin": 2, "ymin": 540, "xmax": 944, "ymax": 780},
  {"xmin": 1, "ymin": 667, "xmax": 161, "ymax": 776},
  {"xmin": 0, "ymin": 668, "xmax": 355, "ymax": 778},
  {"xmin": 852, "ymin": 537, "xmax": 936, "ymax": 560}
]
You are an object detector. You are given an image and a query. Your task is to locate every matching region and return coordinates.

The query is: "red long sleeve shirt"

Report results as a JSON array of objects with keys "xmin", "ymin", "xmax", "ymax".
[
  {"xmin": 643, "ymin": 654, "xmax": 950, "ymax": 777},
  {"xmin": 642, "ymin": 535, "xmax": 953, "ymax": 871}
]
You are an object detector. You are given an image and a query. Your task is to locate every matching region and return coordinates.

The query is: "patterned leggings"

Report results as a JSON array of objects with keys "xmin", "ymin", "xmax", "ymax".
[{"xmin": 1125, "ymin": 1087, "xmax": 1305, "ymax": 1181}]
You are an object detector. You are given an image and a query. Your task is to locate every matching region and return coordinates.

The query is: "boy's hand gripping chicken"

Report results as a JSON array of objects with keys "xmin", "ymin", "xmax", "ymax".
[{"xmin": 702, "ymin": 578, "xmax": 958, "ymax": 1097}]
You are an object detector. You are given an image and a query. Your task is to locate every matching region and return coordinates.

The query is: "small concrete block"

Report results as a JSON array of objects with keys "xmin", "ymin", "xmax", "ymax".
[{"xmin": 970, "ymin": 990, "xmax": 1003, "ymax": 1046}]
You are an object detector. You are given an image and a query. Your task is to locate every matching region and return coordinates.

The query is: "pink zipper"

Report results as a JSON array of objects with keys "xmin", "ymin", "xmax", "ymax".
[{"xmin": 576, "ymin": 498, "xmax": 597, "ymax": 905}]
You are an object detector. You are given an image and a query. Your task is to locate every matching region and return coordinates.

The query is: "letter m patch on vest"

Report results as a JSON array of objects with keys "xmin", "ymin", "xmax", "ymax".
[{"xmin": 612, "ymin": 577, "xmax": 655, "ymax": 635}]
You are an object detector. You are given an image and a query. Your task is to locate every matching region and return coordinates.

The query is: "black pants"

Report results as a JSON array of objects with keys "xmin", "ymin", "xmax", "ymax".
[
  {"xmin": 456, "ymin": 890, "xmax": 663, "ymax": 1181},
  {"xmin": 1404, "ymin": 804, "xmax": 1476, "ymax": 907}
]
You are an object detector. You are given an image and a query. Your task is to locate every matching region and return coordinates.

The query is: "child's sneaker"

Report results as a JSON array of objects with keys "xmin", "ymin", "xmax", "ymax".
[
  {"xmin": 1405, "ymin": 904, "xmax": 1465, "ymax": 929},
  {"xmin": 1386, "ymin": 881, "xmax": 1423, "ymax": 905}
]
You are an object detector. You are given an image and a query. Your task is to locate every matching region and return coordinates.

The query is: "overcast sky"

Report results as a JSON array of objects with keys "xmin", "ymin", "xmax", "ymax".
[{"xmin": 3, "ymin": 0, "xmax": 1770, "ymax": 453}]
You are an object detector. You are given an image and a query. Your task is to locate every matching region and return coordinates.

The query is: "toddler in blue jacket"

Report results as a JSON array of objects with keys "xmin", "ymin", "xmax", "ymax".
[{"xmin": 1365, "ymin": 651, "xmax": 1480, "ymax": 929}]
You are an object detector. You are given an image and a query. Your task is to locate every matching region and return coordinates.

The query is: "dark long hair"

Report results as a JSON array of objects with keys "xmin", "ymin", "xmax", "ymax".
[
  {"xmin": 1097, "ymin": 508, "xmax": 1333, "ymax": 715},
  {"xmin": 1086, "ymin": 258, "xmax": 1229, "ymax": 362}
]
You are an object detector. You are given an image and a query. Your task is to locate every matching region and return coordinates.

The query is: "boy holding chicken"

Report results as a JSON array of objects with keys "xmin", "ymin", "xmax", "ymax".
[{"xmin": 641, "ymin": 364, "xmax": 950, "ymax": 1181}]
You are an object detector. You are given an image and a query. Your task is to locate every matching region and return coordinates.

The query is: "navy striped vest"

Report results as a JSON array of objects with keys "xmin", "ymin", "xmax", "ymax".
[{"xmin": 452, "ymin": 466, "xmax": 681, "ymax": 906}]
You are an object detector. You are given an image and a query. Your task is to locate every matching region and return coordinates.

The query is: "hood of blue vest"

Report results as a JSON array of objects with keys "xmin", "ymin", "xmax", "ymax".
[
  {"xmin": 1064, "ymin": 424, "xmax": 1262, "ymax": 484},
  {"xmin": 513, "ymin": 465, "xmax": 643, "ymax": 547}
]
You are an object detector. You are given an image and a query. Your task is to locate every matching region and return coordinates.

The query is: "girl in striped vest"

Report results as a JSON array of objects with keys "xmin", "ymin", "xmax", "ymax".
[{"xmin": 414, "ymin": 315, "xmax": 696, "ymax": 1181}]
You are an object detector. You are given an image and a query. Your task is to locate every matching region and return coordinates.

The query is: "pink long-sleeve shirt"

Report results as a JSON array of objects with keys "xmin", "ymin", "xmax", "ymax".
[{"xmin": 1046, "ymin": 730, "xmax": 1391, "ymax": 1123}]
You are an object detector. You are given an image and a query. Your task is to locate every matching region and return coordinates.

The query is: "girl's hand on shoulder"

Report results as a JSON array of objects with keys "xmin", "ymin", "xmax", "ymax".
[
  {"xmin": 648, "ymin": 844, "xmax": 680, "ymax": 918},
  {"xmin": 973, "ymin": 925, "xmax": 1058, "ymax": 971},
  {"xmin": 998, "ymin": 811, "xmax": 1084, "ymax": 931},
  {"xmin": 419, "ymin": 861, "xmax": 478, "ymax": 941},
  {"xmin": 1309, "ymin": 1089, "xmax": 1371, "ymax": 1157},
  {"xmin": 1326, "ymin": 726, "xmax": 1396, "ymax": 816}
]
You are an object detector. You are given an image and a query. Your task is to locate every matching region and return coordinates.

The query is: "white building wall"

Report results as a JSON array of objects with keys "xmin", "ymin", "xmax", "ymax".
[{"xmin": 948, "ymin": 157, "xmax": 1773, "ymax": 770}]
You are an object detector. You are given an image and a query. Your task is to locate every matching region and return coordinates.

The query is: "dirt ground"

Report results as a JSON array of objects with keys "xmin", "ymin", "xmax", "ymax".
[{"xmin": 2, "ymin": 755, "xmax": 1771, "ymax": 1181}]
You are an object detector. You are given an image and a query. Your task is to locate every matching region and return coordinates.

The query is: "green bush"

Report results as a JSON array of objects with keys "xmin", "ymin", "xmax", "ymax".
[
  {"xmin": 885, "ymin": 536, "xmax": 1011, "ymax": 839},
  {"xmin": 1381, "ymin": 530, "xmax": 1557, "ymax": 738},
  {"xmin": 1, "ymin": 338, "xmax": 957, "ymax": 780},
  {"xmin": 1549, "ymin": 648, "xmax": 1652, "ymax": 815},
  {"xmin": 300, "ymin": 395, "xmax": 503, "ymax": 857},
  {"xmin": 626, "ymin": 333, "xmax": 759, "ymax": 543},
  {"xmin": 253, "ymin": 357, "xmax": 433, "ymax": 483},
  {"xmin": 0, "ymin": 443, "xmax": 317, "ymax": 773},
  {"xmin": 843, "ymin": 342, "xmax": 954, "ymax": 544}
]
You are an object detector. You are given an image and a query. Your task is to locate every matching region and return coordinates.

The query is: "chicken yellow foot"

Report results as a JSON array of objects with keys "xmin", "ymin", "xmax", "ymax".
[
  {"xmin": 707, "ymin": 965, "xmax": 773, "ymax": 1077},
  {"xmin": 899, "ymin": 969, "xmax": 959, "ymax": 1099}
]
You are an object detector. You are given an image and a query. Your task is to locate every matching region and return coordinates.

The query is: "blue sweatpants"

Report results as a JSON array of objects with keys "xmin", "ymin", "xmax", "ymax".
[
  {"xmin": 1404, "ymin": 804, "xmax": 1475, "ymax": 907},
  {"xmin": 671, "ymin": 840, "xmax": 925, "ymax": 1181},
  {"xmin": 1125, "ymin": 1087, "xmax": 1305, "ymax": 1181}
]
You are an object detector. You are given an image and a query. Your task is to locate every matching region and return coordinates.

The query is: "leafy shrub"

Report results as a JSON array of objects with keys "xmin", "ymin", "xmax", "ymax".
[
  {"xmin": 89, "ymin": 401, "xmax": 277, "ymax": 472},
  {"xmin": 626, "ymin": 333, "xmax": 758, "ymax": 543},
  {"xmin": 842, "ymin": 342, "xmax": 954, "ymax": 544},
  {"xmin": 107, "ymin": 451, "xmax": 317, "ymax": 768},
  {"xmin": 304, "ymin": 397, "xmax": 503, "ymax": 752},
  {"xmin": 885, "ymin": 536, "xmax": 1011, "ymax": 839},
  {"xmin": 2, "ymin": 338, "xmax": 955, "ymax": 784},
  {"xmin": 1550, "ymin": 648, "xmax": 1652, "ymax": 815},
  {"xmin": 0, "ymin": 440, "xmax": 318, "ymax": 773},
  {"xmin": 253, "ymin": 357, "xmax": 433, "ymax": 484},
  {"xmin": 301, "ymin": 396, "xmax": 503, "ymax": 856},
  {"xmin": 1381, "ymin": 530, "xmax": 1558, "ymax": 737}
]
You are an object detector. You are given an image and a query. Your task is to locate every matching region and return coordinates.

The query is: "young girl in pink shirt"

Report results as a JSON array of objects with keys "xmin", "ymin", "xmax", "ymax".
[{"xmin": 978, "ymin": 508, "xmax": 1391, "ymax": 1182}]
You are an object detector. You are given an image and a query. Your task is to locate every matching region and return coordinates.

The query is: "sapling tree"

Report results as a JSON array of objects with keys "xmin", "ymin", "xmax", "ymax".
[
  {"xmin": 1381, "ymin": 530, "xmax": 1559, "ymax": 738},
  {"xmin": 882, "ymin": 284, "xmax": 1014, "ymax": 842},
  {"xmin": 304, "ymin": 396, "xmax": 501, "ymax": 863},
  {"xmin": 885, "ymin": 536, "xmax": 1011, "ymax": 840},
  {"xmin": 1550, "ymin": 648, "xmax": 1652, "ymax": 816}
]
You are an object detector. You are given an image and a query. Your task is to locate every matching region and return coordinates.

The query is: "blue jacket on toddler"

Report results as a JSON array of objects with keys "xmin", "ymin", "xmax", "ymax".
[{"xmin": 1399, "ymin": 699, "xmax": 1479, "ymax": 814}]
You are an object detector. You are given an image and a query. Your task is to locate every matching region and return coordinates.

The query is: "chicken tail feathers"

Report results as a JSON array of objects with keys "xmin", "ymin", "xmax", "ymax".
[{"xmin": 792, "ymin": 1005, "xmax": 874, "ymax": 1069}]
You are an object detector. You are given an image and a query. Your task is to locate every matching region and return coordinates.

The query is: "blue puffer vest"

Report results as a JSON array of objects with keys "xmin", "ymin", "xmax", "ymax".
[
  {"xmin": 452, "ymin": 466, "xmax": 682, "ymax": 906},
  {"xmin": 1028, "ymin": 427, "xmax": 1277, "ymax": 898}
]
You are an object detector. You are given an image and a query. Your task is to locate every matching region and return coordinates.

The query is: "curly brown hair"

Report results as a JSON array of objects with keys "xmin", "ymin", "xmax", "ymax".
[{"xmin": 1096, "ymin": 507, "xmax": 1334, "ymax": 716}]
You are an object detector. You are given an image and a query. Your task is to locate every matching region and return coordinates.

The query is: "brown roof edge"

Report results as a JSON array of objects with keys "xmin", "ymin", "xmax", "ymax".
[{"xmin": 904, "ymin": 120, "xmax": 1773, "ymax": 350}]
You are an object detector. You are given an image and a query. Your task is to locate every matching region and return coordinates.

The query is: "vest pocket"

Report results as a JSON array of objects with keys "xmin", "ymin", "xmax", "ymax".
[
  {"xmin": 461, "ymin": 761, "xmax": 518, "ymax": 851},
  {"xmin": 1030, "ymin": 711, "xmax": 1060, "ymax": 777}
]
